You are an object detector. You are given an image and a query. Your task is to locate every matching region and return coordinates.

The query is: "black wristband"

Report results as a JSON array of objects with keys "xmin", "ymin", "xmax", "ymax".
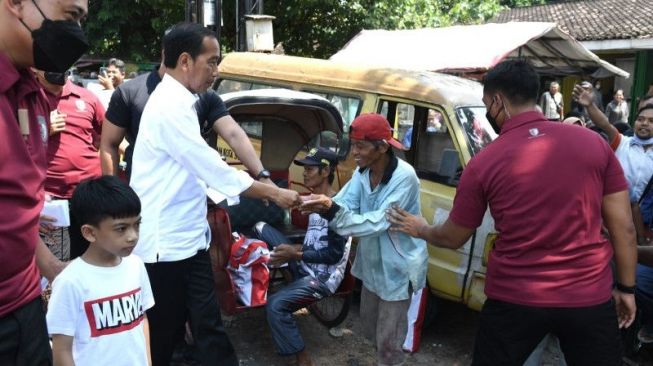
[
  {"xmin": 323, "ymin": 202, "xmax": 341, "ymax": 221},
  {"xmin": 615, "ymin": 282, "xmax": 636, "ymax": 294}
]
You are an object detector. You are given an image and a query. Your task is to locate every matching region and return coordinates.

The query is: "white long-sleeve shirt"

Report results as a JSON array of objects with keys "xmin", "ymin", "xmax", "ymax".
[{"xmin": 130, "ymin": 74, "xmax": 253, "ymax": 263}]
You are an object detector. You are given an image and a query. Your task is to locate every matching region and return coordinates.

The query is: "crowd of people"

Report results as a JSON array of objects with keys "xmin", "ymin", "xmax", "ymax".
[{"xmin": 2, "ymin": 1, "xmax": 653, "ymax": 366}]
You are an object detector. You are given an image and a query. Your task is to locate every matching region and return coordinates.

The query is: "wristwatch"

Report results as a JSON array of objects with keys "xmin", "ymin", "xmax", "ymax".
[{"xmin": 256, "ymin": 169, "xmax": 271, "ymax": 180}]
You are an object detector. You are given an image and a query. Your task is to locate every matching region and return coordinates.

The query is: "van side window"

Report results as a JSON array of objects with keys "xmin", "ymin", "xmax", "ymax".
[
  {"xmin": 378, "ymin": 100, "xmax": 459, "ymax": 186},
  {"xmin": 330, "ymin": 95, "xmax": 360, "ymax": 131},
  {"xmin": 415, "ymin": 109, "xmax": 460, "ymax": 187},
  {"xmin": 303, "ymin": 90, "xmax": 361, "ymax": 131},
  {"xmin": 217, "ymin": 80, "xmax": 280, "ymax": 94},
  {"xmin": 378, "ymin": 100, "xmax": 414, "ymax": 163},
  {"xmin": 456, "ymin": 106, "xmax": 495, "ymax": 155}
]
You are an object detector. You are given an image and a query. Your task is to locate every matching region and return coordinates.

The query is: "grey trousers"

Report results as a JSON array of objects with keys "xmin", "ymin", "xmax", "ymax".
[{"xmin": 360, "ymin": 286, "xmax": 411, "ymax": 366}]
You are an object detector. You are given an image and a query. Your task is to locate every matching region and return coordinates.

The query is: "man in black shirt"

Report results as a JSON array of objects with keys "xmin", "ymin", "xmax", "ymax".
[{"xmin": 100, "ymin": 65, "xmax": 269, "ymax": 184}]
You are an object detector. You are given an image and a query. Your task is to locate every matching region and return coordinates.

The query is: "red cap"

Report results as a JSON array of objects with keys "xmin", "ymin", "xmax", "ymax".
[{"xmin": 350, "ymin": 113, "xmax": 405, "ymax": 150}]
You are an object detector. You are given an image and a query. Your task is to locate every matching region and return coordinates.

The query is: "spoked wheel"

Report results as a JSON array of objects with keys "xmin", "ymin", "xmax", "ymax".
[{"xmin": 308, "ymin": 293, "xmax": 351, "ymax": 328}]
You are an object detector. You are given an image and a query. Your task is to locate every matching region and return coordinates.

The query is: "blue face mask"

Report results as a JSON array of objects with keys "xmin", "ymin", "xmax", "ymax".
[{"xmin": 20, "ymin": 0, "xmax": 89, "ymax": 73}]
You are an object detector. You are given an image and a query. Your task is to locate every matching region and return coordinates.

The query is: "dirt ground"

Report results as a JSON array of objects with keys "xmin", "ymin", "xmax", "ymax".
[
  {"xmin": 223, "ymin": 298, "xmax": 476, "ymax": 366},
  {"xmin": 172, "ymin": 296, "xmax": 653, "ymax": 366}
]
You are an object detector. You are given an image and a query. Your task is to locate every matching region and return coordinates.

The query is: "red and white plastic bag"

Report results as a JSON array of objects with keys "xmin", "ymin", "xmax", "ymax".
[{"xmin": 227, "ymin": 234, "xmax": 270, "ymax": 306}]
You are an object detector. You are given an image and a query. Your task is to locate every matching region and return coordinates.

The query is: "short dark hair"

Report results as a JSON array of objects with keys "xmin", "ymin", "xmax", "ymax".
[
  {"xmin": 483, "ymin": 59, "xmax": 540, "ymax": 106},
  {"xmin": 163, "ymin": 22, "xmax": 217, "ymax": 68},
  {"xmin": 370, "ymin": 139, "xmax": 394, "ymax": 156},
  {"xmin": 318, "ymin": 164, "xmax": 338, "ymax": 185},
  {"xmin": 108, "ymin": 58, "xmax": 125, "ymax": 73},
  {"xmin": 71, "ymin": 176, "xmax": 141, "ymax": 227}
]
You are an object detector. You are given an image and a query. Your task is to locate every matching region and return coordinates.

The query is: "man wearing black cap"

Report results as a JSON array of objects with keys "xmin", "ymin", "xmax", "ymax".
[{"xmin": 253, "ymin": 147, "xmax": 350, "ymax": 366}]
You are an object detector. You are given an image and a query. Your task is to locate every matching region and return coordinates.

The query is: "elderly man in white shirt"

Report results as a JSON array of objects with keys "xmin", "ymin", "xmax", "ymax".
[
  {"xmin": 539, "ymin": 81, "xmax": 564, "ymax": 121},
  {"xmin": 130, "ymin": 23, "xmax": 301, "ymax": 366}
]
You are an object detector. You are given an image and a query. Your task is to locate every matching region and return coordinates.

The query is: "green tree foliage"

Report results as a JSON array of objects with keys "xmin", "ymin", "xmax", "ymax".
[
  {"xmin": 253, "ymin": 0, "xmax": 548, "ymax": 58},
  {"xmin": 82, "ymin": 0, "xmax": 548, "ymax": 62},
  {"xmin": 83, "ymin": 0, "xmax": 184, "ymax": 62}
]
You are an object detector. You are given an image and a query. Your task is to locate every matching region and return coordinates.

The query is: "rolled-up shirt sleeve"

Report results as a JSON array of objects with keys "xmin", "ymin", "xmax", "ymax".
[
  {"xmin": 329, "ymin": 171, "xmax": 421, "ymax": 238},
  {"xmin": 157, "ymin": 101, "xmax": 254, "ymax": 198}
]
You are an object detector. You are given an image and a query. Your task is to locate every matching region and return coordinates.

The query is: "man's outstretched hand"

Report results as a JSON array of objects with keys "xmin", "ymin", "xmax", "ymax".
[
  {"xmin": 299, "ymin": 194, "xmax": 333, "ymax": 214},
  {"xmin": 272, "ymin": 188, "xmax": 302, "ymax": 209}
]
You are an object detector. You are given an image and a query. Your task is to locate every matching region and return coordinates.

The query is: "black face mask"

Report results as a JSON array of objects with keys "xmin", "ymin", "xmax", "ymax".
[
  {"xmin": 20, "ymin": 0, "xmax": 89, "ymax": 73},
  {"xmin": 485, "ymin": 98, "xmax": 502, "ymax": 135},
  {"xmin": 44, "ymin": 72, "xmax": 67, "ymax": 86}
]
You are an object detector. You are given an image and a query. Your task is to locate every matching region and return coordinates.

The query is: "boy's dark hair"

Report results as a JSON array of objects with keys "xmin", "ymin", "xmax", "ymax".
[
  {"xmin": 108, "ymin": 58, "xmax": 125, "ymax": 73},
  {"xmin": 163, "ymin": 22, "xmax": 216, "ymax": 68},
  {"xmin": 483, "ymin": 59, "xmax": 540, "ymax": 106},
  {"xmin": 71, "ymin": 176, "xmax": 141, "ymax": 227}
]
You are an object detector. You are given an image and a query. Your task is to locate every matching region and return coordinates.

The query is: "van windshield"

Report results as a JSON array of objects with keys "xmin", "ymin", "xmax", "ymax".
[{"xmin": 455, "ymin": 106, "xmax": 497, "ymax": 155}]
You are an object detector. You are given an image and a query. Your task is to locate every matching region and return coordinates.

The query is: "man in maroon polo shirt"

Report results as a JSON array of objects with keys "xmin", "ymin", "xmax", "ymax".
[
  {"xmin": 0, "ymin": 0, "xmax": 89, "ymax": 364},
  {"xmin": 35, "ymin": 69, "xmax": 104, "ymax": 260},
  {"xmin": 387, "ymin": 59, "xmax": 637, "ymax": 365}
]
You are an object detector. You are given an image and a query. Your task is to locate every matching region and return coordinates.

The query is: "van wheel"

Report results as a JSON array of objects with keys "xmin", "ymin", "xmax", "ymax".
[{"xmin": 309, "ymin": 293, "xmax": 351, "ymax": 328}]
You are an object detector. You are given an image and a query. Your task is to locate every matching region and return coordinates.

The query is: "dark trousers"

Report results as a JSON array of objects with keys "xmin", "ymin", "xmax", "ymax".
[
  {"xmin": 472, "ymin": 298, "xmax": 622, "ymax": 366},
  {"xmin": 0, "ymin": 297, "xmax": 52, "ymax": 366},
  {"xmin": 145, "ymin": 250, "xmax": 238, "ymax": 366}
]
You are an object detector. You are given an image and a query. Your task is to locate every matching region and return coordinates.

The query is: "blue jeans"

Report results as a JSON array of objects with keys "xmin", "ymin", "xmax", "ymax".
[
  {"xmin": 254, "ymin": 222, "xmax": 331, "ymax": 355},
  {"xmin": 636, "ymin": 264, "xmax": 653, "ymax": 329},
  {"xmin": 267, "ymin": 276, "xmax": 331, "ymax": 355}
]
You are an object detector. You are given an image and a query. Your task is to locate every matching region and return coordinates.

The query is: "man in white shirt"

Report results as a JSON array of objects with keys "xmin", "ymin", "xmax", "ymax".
[
  {"xmin": 539, "ymin": 81, "xmax": 563, "ymax": 121},
  {"xmin": 130, "ymin": 23, "xmax": 301, "ymax": 366}
]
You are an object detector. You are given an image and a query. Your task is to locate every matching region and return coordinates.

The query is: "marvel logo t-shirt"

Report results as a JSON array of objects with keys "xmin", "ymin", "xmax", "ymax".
[{"xmin": 47, "ymin": 255, "xmax": 154, "ymax": 365}]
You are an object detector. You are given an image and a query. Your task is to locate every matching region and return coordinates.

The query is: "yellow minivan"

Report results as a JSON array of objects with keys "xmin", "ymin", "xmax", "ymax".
[{"xmin": 214, "ymin": 52, "xmax": 497, "ymax": 314}]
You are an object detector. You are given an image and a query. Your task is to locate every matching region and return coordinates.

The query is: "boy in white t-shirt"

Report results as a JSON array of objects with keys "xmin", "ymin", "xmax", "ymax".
[{"xmin": 47, "ymin": 176, "xmax": 155, "ymax": 366}]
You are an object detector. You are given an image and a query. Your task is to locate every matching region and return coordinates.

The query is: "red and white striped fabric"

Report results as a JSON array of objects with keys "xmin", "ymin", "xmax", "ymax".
[
  {"xmin": 403, "ymin": 288, "xmax": 428, "ymax": 353},
  {"xmin": 227, "ymin": 234, "xmax": 270, "ymax": 306}
]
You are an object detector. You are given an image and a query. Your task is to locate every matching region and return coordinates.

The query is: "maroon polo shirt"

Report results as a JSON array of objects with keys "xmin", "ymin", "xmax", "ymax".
[
  {"xmin": 450, "ymin": 111, "xmax": 627, "ymax": 307},
  {"xmin": 45, "ymin": 81, "xmax": 104, "ymax": 198},
  {"xmin": 0, "ymin": 53, "xmax": 52, "ymax": 317}
]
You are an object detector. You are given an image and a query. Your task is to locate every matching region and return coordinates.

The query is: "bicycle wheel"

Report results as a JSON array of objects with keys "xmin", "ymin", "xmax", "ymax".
[{"xmin": 308, "ymin": 293, "xmax": 351, "ymax": 328}]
